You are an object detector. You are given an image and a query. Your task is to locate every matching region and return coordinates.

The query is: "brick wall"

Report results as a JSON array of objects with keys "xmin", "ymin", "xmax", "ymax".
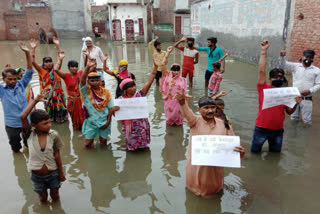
[
  {"xmin": 4, "ymin": 12, "xmax": 29, "ymax": 40},
  {"xmin": 25, "ymin": 7, "xmax": 51, "ymax": 39},
  {"xmin": 4, "ymin": 6, "xmax": 51, "ymax": 40},
  {"xmin": 289, "ymin": 0, "xmax": 320, "ymax": 67},
  {"xmin": 0, "ymin": 0, "xmax": 11, "ymax": 40}
]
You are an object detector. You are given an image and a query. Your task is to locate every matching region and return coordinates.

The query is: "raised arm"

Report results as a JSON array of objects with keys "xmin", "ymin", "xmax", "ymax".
[
  {"xmin": 279, "ymin": 51, "xmax": 298, "ymax": 72},
  {"xmin": 148, "ymin": 36, "xmax": 158, "ymax": 54},
  {"xmin": 159, "ymin": 46, "xmax": 173, "ymax": 76},
  {"xmin": 21, "ymin": 92, "xmax": 47, "ymax": 130},
  {"xmin": 80, "ymin": 57, "xmax": 96, "ymax": 87},
  {"xmin": 258, "ymin": 40, "xmax": 269, "ymax": 85},
  {"xmin": 17, "ymin": 41, "xmax": 34, "ymax": 87},
  {"xmin": 174, "ymin": 36, "xmax": 187, "ymax": 50},
  {"xmin": 17, "ymin": 41, "xmax": 32, "ymax": 71},
  {"xmin": 30, "ymin": 39, "xmax": 42, "ymax": 72},
  {"xmin": 103, "ymin": 53, "xmax": 114, "ymax": 76},
  {"xmin": 53, "ymin": 37, "xmax": 62, "ymax": 54},
  {"xmin": 175, "ymin": 89, "xmax": 197, "ymax": 128},
  {"xmin": 141, "ymin": 64, "xmax": 158, "ymax": 95},
  {"xmin": 53, "ymin": 51, "xmax": 66, "ymax": 79}
]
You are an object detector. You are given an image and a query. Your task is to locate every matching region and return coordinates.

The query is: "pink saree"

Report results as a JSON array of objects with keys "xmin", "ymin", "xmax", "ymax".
[{"xmin": 161, "ymin": 71, "xmax": 187, "ymax": 125}]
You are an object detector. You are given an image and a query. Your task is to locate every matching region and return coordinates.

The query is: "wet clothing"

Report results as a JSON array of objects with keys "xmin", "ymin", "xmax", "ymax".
[
  {"xmin": 252, "ymin": 82, "xmax": 287, "ymax": 153},
  {"xmin": 27, "ymin": 129, "xmax": 63, "ymax": 171},
  {"xmin": 119, "ymin": 90, "xmax": 150, "ymax": 151},
  {"xmin": 161, "ymin": 71, "xmax": 187, "ymax": 125},
  {"xmin": 37, "ymin": 68, "xmax": 68, "ymax": 122},
  {"xmin": 179, "ymin": 46, "xmax": 199, "ymax": 78},
  {"xmin": 81, "ymin": 84, "xmax": 113, "ymax": 140},
  {"xmin": 5, "ymin": 126, "xmax": 28, "ymax": 152},
  {"xmin": 180, "ymin": 102, "xmax": 235, "ymax": 198},
  {"xmin": 251, "ymin": 126, "xmax": 284, "ymax": 153},
  {"xmin": 279, "ymin": 57, "xmax": 320, "ymax": 124},
  {"xmin": 31, "ymin": 169, "xmax": 61, "ymax": 194},
  {"xmin": 64, "ymin": 71, "xmax": 84, "ymax": 130},
  {"xmin": 197, "ymin": 46, "xmax": 224, "ymax": 72}
]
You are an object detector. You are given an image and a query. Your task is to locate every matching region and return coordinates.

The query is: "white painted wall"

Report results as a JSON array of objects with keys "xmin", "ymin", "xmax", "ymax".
[
  {"xmin": 191, "ymin": 0, "xmax": 286, "ymax": 38},
  {"xmin": 175, "ymin": 0, "xmax": 189, "ymax": 10},
  {"xmin": 110, "ymin": 4, "xmax": 146, "ymax": 41}
]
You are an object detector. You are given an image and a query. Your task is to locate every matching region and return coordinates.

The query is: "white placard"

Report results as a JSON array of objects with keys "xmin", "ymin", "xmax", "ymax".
[
  {"xmin": 191, "ymin": 135, "xmax": 241, "ymax": 168},
  {"xmin": 262, "ymin": 87, "xmax": 300, "ymax": 110},
  {"xmin": 114, "ymin": 97, "xmax": 148, "ymax": 120}
]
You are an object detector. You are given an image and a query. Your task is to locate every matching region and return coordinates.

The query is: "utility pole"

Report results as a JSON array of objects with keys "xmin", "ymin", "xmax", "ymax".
[{"xmin": 150, "ymin": 0, "xmax": 154, "ymax": 39}]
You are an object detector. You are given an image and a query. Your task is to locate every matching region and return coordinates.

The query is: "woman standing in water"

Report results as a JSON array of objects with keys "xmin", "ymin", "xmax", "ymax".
[
  {"xmin": 116, "ymin": 63, "xmax": 158, "ymax": 151},
  {"xmin": 160, "ymin": 46, "xmax": 187, "ymax": 126},
  {"xmin": 54, "ymin": 51, "xmax": 84, "ymax": 130},
  {"xmin": 30, "ymin": 38, "xmax": 68, "ymax": 123}
]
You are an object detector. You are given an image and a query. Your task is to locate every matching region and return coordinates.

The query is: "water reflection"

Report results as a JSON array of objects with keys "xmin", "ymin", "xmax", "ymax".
[
  {"xmin": 161, "ymin": 126, "xmax": 186, "ymax": 186},
  {"xmin": 119, "ymin": 152, "xmax": 152, "ymax": 199}
]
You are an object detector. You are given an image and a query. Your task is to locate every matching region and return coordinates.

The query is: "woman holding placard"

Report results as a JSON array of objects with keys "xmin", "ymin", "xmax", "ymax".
[
  {"xmin": 160, "ymin": 46, "xmax": 187, "ymax": 126},
  {"xmin": 116, "ymin": 64, "xmax": 158, "ymax": 151}
]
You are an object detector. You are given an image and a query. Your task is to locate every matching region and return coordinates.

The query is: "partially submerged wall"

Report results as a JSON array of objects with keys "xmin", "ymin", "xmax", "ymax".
[
  {"xmin": 48, "ymin": 0, "xmax": 92, "ymax": 38},
  {"xmin": 191, "ymin": 0, "xmax": 291, "ymax": 67}
]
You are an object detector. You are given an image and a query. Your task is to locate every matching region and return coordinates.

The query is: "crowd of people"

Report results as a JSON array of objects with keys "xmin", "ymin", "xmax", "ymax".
[{"xmin": 0, "ymin": 35, "xmax": 319, "ymax": 203}]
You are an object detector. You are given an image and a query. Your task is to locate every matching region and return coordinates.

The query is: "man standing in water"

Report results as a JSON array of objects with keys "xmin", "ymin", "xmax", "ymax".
[
  {"xmin": 279, "ymin": 50, "xmax": 320, "ymax": 124},
  {"xmin": 251, "ymin": 40, "xmax": 301, "ymax": 153},
  {"xmin": 174, "ymin": 36, "xmax": 199, "ymax": 88},
  {"xmin": 0, "ymin": 42, "xmax": 34, "ymax": 152},
  {"xmin": 149, "ymin": 36, "xmax": 166, "ymax": 86},
  {"xmin": 197, "ymin": 37, "xmax": 225, "ymax": 88}
]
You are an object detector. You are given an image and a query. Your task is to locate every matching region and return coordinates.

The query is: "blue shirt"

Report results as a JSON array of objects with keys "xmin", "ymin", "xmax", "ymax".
[
  {"xmin": 197, "ymin": 46, "xmax": 224, "ymax": 72},
  {"xmin": 0, "ymin": 69, "xmax": 34, "ymax": 128}
]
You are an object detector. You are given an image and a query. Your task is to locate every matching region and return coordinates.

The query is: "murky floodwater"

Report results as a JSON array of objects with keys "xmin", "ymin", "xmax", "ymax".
[{"xmin": 1, "ymin": 39, "xmax": 320, "ymax": 214}]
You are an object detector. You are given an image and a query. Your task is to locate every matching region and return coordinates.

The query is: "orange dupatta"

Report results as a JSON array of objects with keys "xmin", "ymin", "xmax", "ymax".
[{"xmin": 86, "ymin": 85, "xmax": 111, "ymax": 111}]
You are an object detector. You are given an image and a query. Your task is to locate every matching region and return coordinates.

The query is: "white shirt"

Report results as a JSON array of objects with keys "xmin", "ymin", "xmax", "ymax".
[
  {"xmin": 80, "ymin": 46, "xmax": 104, "ymax": 70},
  {"xmin": 279, "ymin": 57, "xmax": 320, "ymax": 96}
]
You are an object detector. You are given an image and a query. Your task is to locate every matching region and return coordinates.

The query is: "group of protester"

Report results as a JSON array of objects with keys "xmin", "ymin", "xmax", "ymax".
[{"xmin": 0, "ymin": 35, "xmax": 319, "ymax": 203}]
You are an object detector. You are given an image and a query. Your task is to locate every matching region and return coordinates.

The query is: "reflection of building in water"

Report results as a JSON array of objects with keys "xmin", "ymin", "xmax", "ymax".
[
  {"xmin": 161, "ymin": 126, "xmax": 186, "ymax": 186},
  {"xmin": 86, "ymin": 149, "xmax": 118, "ymax": 210},
  {"xmin": 119, "ymin": 152, "xmax": 152, "ymax": 199}
]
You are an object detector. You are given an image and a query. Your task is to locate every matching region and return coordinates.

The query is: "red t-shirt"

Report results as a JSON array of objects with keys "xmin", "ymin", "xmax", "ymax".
[
  {"xmin": 179, "ymin": 46, "xmax": 199, "ymax": 70},
  {"xmin": 255, "ymin": 82, "xmax": 286, "ymax": 130}
]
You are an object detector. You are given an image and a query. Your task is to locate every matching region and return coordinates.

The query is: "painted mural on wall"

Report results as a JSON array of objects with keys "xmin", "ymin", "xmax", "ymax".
[{"xmin": 191, "ymin": 0, "xmax": 286, "ymax": 38}]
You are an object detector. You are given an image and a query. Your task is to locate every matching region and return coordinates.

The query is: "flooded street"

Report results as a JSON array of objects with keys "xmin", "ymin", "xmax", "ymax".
[{"xmin": 1, "ymin": 39, "xmax": 320, "ymax": 214}]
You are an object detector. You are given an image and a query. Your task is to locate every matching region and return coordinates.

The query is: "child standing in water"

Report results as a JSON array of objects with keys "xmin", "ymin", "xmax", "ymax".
[
  {"xmin": 208, "ymin": 53, "xmax": 230, "ymax": 97},
  {"xmin": 20, "ymin": 93, "xmax": 65, "ymax": 204}
]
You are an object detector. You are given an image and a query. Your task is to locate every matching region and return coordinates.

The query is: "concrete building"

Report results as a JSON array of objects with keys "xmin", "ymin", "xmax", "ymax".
[
  {"xmin": 106, "ymin": 0, "xmax": 149, "ymax": 43},
  {"xmin": 174, "ymin": 0, "xmax": 192, "ymax": 38},
  {"xmin": 48, "ymin": 0, "xmax": 92, "ymax": 38},
  {"xmin": 190, "ymin": 0, "xmax": 320, "ymax": 67}
]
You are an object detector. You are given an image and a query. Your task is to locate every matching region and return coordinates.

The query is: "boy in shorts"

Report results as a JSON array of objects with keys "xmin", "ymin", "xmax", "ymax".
[{"xmin": 20, "ymin": 92, "xmax": 65, "ymax": 204}]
